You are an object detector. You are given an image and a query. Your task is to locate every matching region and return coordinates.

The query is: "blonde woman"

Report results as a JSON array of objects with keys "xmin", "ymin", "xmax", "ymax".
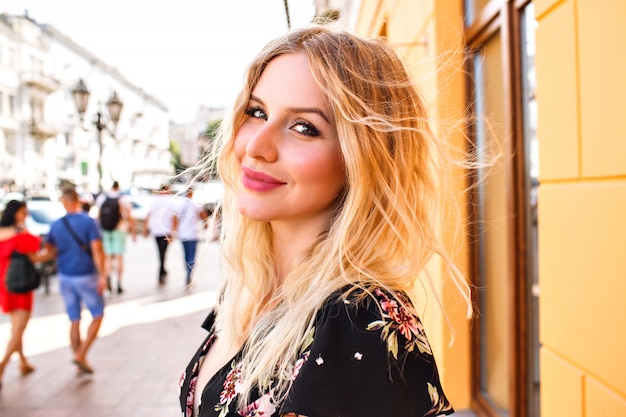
[{"xmin": 179, "ymin": 27, "xmax": 470, "ymax": 417}]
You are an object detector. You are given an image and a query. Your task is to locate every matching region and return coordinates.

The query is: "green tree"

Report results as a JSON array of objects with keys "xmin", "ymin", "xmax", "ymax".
[
  {"xmin": 201, "ymin": 119, "xmax": 222, "ymax": 180},
  {"xmin": 170, "ymin": 139, "xmax": 187, "ymax": 175}
]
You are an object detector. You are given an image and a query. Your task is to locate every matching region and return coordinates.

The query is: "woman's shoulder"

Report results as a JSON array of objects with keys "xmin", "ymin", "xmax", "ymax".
[
  {"xmin": 316, "ymin": 285, "xmax": 433, "ymax": 358},
  {"xmin": 0, "ymin": 230, "xmax": 18, "ymax": 256},
  {"xmin": 0, "ymin": 227, "xmax": 17, "ymax": 242},
  {"xmin": 0, "ymin": 228, "xmax": 39, "ymax": 242},
  {"xmin": 0, "ymin": 229, "xmax": 40, "ymax": 254},
  {"xmin": 285, "ymin": 285, "xmax": 453, "ymax": 417},
  {"xmin": 321, "ymin": 285, "xmax": 415, "ymax": 320},
  {"xmin": 15, "ymin": 231, "xmax": 42, "ymax": 252}
]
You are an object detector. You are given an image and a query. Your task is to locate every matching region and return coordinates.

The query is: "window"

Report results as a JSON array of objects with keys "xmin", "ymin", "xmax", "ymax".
[
  {"xmin": 7, "ymin": 47, "xmax": 15, "ymax": 68},
  {"xmin": 473, "ymin": 31, "xmax": 511, "ymax": 413},
  {"xmin": 30, "ymin": 55, "xmax": 43, "ymax": 74},
  {"xmin": 30, "ymin": 98, "xmax": 44, "ymax": 123},
  {"xmin": 6, "ymin": 132, "xmax": 16, "ymax": 155},
  {"xmin": 8, "ymin": 95, "xmax": 16, "ymax": 116},
  {"xmin": 520, "ymin": 4, "xmax": 540, "ymax": 415},
  {"xmin": 465, "ymin": 0, "xmax": 539, "ymax": 416}
]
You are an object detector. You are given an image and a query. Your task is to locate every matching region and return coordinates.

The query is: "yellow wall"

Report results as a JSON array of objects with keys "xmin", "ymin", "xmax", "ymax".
[
  {"xmin": 353, "ymin": 0, "xmax": 472, "ymax": 409},
  {"xmin": 353, "ymin": 0, "xmax": 626, "ymax": 415},
  {"xmin": 535, "ymin": 0, "xmax": 626, "ymax": 415}
]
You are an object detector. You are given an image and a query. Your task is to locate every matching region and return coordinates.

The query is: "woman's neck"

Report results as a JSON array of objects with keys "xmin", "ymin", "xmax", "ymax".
[{"xmin": 270, "ymin": 221, "xmax": 324, "ymax": 282}]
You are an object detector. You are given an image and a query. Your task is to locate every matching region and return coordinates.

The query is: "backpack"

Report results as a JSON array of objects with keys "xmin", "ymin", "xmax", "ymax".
[{"xmin": 99, "ymin": 196, "xmax": 121, "ymax": 231}]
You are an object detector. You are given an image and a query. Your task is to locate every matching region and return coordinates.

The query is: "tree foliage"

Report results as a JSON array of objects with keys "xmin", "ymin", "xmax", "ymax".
[
  {"xmin": 202, "ymin": 119, "xmax": 222, "ymax": 180},
  {"xmin": 170, "ymin": 139, "xmax": 187, "ymax": 175}
]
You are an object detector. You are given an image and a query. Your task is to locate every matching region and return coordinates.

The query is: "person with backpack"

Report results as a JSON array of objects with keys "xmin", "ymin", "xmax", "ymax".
[
  {"xmin": 0, "ymin": 200, "xmax": 52, "ymax": 388},
  {"xmin": 95, "ymin": 181, "xmax": 136, "ymax": 294}
]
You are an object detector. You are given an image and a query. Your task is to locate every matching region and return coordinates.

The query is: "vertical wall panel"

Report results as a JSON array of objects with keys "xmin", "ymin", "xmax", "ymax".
[
  {"xmin": 534, "ymin": 1, "xmax": 580, "ymax": 180},
  {"xmin": 540, "ymin": 348, "xmax": 584, "ymax": 417},
  {"xmin": 577, "ymin": 0, "xmax": 626, "ymax": 177}
]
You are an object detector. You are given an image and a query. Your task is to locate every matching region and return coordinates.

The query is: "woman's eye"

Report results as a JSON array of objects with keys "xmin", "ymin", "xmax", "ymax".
[
  {"xmin": 291, "ymin": 121, "xmax": 320, "ymax": 137},
  {"xmin": 244, "ymin": 107, "xmax": 267, "ymax": 120}
]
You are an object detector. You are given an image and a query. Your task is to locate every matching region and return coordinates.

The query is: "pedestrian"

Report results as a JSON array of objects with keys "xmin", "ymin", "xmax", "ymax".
[
  {"xmin": 172, "ymin": 188, "xmax": 208, "ymax": 287},
  {"xmin": 178, "ymin": 27, "xmax": 471, "ymax": 417},
  {"xmin": 46, "ymin": 187, "xmax": 106, "ymax": 375},
  {"xmin": 95, "ymin": 181, "xmax": 136, "ymax": 294},
  {"xmin": 208, "ymin": 206, "xmax": 221, "ymax": 242},
  {"xmin": 143, "ymin": 184, "xmax": 175, "ymax": 285},
  {"xmin": 0, "ymin": 200, "xmax": 49, "ymax": 388}
]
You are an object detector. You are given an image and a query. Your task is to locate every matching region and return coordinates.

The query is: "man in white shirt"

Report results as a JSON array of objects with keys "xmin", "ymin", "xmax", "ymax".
[
  {"xmin": 172, "ymin": 188, "xmax": 208, "ymax": 287},
  {"xmin": 143, "ymin": 184, "xmax": 175, "ymax": 285}
]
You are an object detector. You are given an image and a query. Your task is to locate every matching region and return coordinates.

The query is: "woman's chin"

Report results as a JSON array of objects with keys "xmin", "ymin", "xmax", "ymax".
[{"xmin": 237, "ymin": 202, "xmax": 272, "ymax": 222}]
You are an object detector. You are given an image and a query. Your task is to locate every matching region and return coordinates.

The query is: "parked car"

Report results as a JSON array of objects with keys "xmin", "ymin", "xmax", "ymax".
[
  {"xmin": 25, "ymin": 200, "xmax": 66, "ymax": 237},
  {"xmin": 0, "ymin": 191, "xmax": 27, "ymax": 212}
]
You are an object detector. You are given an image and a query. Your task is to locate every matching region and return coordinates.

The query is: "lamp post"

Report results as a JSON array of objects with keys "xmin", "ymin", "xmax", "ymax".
[{"xmin": 72, "ymin": 79, "xmax": 123, "ymax": 194}]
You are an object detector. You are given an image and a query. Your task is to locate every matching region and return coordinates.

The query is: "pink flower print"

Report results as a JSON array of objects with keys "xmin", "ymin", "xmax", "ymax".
[
  {"xmin": 394, "ymin": 305, "xmax": 420, "ymax": 340},
  {"xmin": 238, "ymin": 393, "xmax": 277, "ymax": 416},
  {"xmin": 377, "ymin": 290, "xmax": 397, "ymax": 315},
  {"xmin": 292, "ymin": 351, "xmax": 310, "ymax": 380},
  {"xmin": 220, "ymin": 366, "xmax": 242, "ymax": 404},
  {"xmin": 215, "ymin": 364, "xmax": 243, "ymax": 417},
  {"xmin": 179, "ymin": 371, "xmax": 187, "ymax": 389},
  {"xmin": 185, "ymin": 375, "xmax": 197, "ymax": 416},
  {"xmin": 369, "ymin": 288, "xmax": 432, "ymax": 358}
]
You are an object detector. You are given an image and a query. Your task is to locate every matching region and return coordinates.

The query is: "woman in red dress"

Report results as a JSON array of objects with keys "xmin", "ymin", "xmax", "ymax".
[{"xmin": 0, "ymin": 200, "xmax": 48, "ymax": 387}]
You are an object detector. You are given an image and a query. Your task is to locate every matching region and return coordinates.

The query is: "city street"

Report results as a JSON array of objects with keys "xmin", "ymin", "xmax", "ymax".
[{"xmin": 0, "ymin": 234, "xmax": 222, "ymax": 416}]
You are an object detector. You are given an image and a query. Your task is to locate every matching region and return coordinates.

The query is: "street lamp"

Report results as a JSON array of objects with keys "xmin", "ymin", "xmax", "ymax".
[{"xmin": 72, "ymin": 78, "xmax": 123, "ymax": 193}]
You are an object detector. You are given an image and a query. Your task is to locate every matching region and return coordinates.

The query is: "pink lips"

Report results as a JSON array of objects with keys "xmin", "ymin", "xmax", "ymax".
[{"xmin": 241, "ymin": 166, "xmax": 286, "ymax": 192}]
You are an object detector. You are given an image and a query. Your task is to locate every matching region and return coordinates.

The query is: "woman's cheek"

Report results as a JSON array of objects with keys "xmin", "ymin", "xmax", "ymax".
[{"xmin": 233, "ymin": 129, "xmax": 247, "ymax": 160}]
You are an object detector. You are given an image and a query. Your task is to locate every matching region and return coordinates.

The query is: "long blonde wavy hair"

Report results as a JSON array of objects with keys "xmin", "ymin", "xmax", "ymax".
[{"xmin": 207, "ymin": 26, "xmax": 471, "ymax": 406}]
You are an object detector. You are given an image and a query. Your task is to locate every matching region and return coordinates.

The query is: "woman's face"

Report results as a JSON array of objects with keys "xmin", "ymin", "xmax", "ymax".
[
  {"xmin": 234, "ymin": 53, "xmax": 345, "ymax": 231},
  {"xmin": 15, "ymin": 205, "xmax": 27, "ymax": 224}
]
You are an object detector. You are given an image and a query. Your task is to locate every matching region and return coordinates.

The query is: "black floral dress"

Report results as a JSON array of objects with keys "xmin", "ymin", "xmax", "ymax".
[{"xmin": 179, "ymin": 287, "xmax": 454, "ymax": 417}]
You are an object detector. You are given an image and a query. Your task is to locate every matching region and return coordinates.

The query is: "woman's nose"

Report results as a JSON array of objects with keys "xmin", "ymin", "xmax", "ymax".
[{"xmin": 245, "ymin": 122, "xmax": 279, "ymax": 162}]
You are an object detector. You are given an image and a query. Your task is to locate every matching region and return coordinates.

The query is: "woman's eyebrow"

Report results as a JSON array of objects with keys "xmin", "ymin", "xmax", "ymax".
[
  {"xmin": 250, "ymin": 94, "xmax": 330, "ymax": 124},
  {"xmin": 288, "ymin": 106, "xmax": 330, "ymax": 124}
]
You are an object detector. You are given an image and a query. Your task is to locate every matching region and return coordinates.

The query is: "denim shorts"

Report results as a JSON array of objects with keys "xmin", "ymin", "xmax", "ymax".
[{"xmin": 58, "ymin": 273, "xmax": 105, "ymax": 322}]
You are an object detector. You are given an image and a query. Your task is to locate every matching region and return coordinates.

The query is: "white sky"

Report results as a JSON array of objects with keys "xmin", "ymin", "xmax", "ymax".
[{"xmin": 2, "ymin": 0, "xmax": 317, "ymax": 123}]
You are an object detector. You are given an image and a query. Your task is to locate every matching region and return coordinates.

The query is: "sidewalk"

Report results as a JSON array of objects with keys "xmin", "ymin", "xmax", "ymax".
[{"xmin": 0, "ymin": 236, "xmax": 222, "ymax": 417}]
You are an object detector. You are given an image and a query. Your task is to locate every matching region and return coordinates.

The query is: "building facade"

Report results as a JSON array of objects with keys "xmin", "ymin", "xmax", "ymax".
[
  {"xmin": 319, "ymin": 0, "xmax": 626, "ymax": 416},
  {"xmin": 170, "ymin": 105, "xmax": 226, "ymax": 169},
  {"xmin": 0, "ymin": 13, "xmax": 172, "ymax": 198}
]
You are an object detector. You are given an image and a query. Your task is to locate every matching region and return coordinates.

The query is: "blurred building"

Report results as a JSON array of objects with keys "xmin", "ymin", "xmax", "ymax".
[
  {"xmin": 170, "ymin": 104, "xmax": 226, "ymax": 168},
  {"xmin": 0, "ymin": 12, "xmax": 172, "ymax": 197},
  {"xmin": 317, "ymin": 0, "xmax": 626, "ymax": 416}
]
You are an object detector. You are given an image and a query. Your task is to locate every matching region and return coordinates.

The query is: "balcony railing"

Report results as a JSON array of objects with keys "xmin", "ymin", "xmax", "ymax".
[
  {"xmin": 29, "ymin": 119, "xmax": 57, "ymax": 139},
  {"xmin": 22, "ymin": 71, "xmax": 60, "ymax": 94}
]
